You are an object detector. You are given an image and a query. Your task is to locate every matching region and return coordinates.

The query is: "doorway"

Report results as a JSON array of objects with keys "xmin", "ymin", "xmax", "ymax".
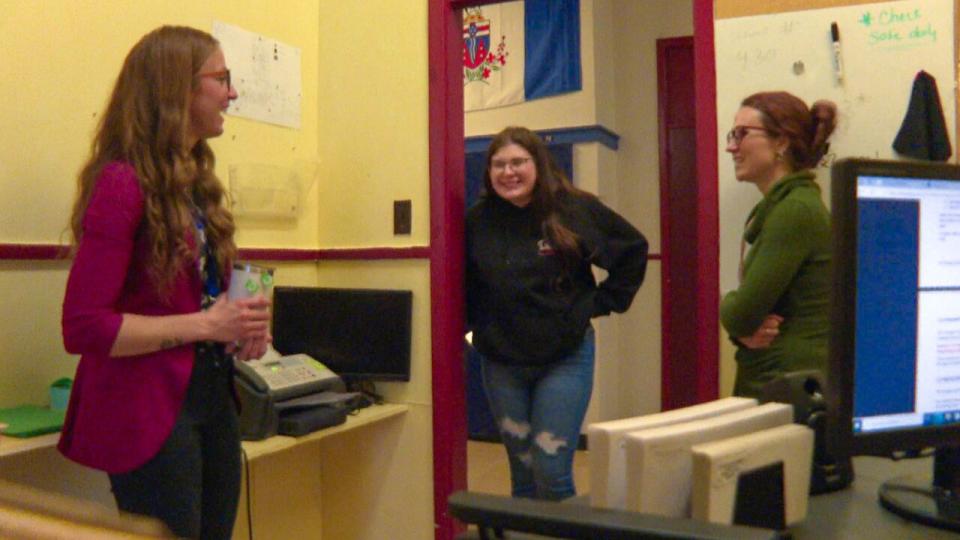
[{"xmin": 428, "ymin": 2, "xmax": 719, "ymax": 539}]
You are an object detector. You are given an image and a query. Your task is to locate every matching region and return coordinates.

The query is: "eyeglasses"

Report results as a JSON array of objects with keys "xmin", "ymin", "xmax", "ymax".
[
  {"xmin": 726, "ymin": 125, "xmax": 771, "ymax": 146},
  {"xmin": 490, "ymin": 157, "xmax": 532, "ymax": 172},
  {"xmin": 197, "ymin": 69, "xmax": 231, "ymax": 89}
]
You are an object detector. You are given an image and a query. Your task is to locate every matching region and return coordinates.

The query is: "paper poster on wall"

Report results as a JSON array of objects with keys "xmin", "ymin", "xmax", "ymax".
[
  {"xmin": 714, "ymin": 0, "xmax": 955, "ymax": 292},
  {"xmin": 213, "ymin": 21, "xmax": 302, "ymax": 129}
]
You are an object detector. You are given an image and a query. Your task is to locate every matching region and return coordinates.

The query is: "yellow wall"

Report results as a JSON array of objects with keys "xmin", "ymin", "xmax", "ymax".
[
  {"xmin": 315, "ymin": 2, "xmax": 430, "ymax": 248},
  {"xmin": 0, "ymin": 0, "xmax": 323, "ymax": 247},
  {"xmin": 607, "ymin": 0, "xmax": 692, "ymax": 413},
  {"xmin": 0, "ymin": 261, "xmax": 75, "ymax": 407},
  {"xmin": 313, "ymin": 260, "xmax": 434, "ymax": 539},
  {"xmin": 0, "ymin": 0, "xmax": 326, "ymax": 406},
  {"xmin": 1, "ymin": 1, "xmax": 433, "ymax": 539},
  {"xmin": 310, "ymin": 4, "xmax": 433, "ymax": 536}
]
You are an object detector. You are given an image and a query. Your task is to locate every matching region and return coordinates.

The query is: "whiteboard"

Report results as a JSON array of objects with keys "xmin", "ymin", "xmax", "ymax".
[
  {"xmin": 715, "ymin": 0, "xmax": 956, "ymax": 292},
  {"xmin": 213, "ymin": 21, "xmax": 302, "ymax": 129}
]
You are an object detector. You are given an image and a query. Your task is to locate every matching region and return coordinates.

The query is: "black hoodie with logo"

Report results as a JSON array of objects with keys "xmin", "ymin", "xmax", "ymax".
[{"xmin": 466, "ymin": 193, "xmax": 648, "ymax": 365}]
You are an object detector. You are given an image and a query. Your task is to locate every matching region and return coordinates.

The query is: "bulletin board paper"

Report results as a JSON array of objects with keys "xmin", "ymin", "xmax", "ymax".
[
  {"xmin": 715, "ymin": 0, "xmax": 956, "ymax": 292},
  {"xmin": 213, "ymin": 21, "xmax": 302, "ymax": 129}
]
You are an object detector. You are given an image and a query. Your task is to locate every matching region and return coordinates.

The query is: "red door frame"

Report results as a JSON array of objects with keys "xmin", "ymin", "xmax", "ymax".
[
  {"xmin": 427, "ymin": 3, "xmax": 469, "ymax": 539},
  {"xmin": 428, "ymin": 2, "xmax": 717, "ymax": 538},
  {"xmin": 692, "ymin": 0, "xmax": 719, "ymax": 403}
]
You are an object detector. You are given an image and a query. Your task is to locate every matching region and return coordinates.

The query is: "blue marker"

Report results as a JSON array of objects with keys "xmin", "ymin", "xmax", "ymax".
[{"xmin": 831, "ymin": 22, "xmax": 844, "ymax": 83}]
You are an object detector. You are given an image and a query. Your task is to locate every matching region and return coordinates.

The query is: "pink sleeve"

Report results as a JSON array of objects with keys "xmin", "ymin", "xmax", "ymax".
[{"xmin": 61, "ymin": 163, "xmax": 145, "ymax": 355}]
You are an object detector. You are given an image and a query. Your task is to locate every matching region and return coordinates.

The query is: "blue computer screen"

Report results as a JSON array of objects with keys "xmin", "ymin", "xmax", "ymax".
[{"xmin": 853, "ymin": 176, "xmax": 960, "ymax": 434}]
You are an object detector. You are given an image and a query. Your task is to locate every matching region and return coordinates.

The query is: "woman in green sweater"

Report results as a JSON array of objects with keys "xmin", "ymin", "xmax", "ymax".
[{"xmin": 720, "ymin": 91, "xmax": 837, "ymax": 398}]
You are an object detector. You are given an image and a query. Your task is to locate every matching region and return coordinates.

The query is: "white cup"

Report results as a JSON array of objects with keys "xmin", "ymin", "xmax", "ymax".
[{"xmin": 228, "ymin": 262, "xmax": 275, "ymax": 301}]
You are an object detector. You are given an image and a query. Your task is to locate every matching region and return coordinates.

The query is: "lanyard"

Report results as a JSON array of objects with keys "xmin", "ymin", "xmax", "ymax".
[{"xmin": 192, "ymin": 203, "xmax": 221, "ymax": 301}]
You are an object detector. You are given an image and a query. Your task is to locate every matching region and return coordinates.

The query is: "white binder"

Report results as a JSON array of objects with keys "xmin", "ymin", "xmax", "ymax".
[{"xmin": 587, "ymin": 397, "xmax": 757, "ymax": 510}]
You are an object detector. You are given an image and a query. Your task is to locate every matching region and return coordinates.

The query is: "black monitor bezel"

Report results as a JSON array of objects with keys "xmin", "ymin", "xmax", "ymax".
[
  {"xmin": 271, "ymin": 286, "xmax": 413, "ymax": 382},
  {"xmin": 828, "ymin": 158, "xmax": 960, "ymax": 458}
]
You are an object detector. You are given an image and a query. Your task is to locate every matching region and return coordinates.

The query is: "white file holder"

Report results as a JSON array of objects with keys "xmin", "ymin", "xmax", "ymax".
[
  {"xmin": 623, "ymin": 402, "xmax": 794, "ymax": 518},
  {"xmin": 691, "ymin": 423, "xmax": 814, "ymax": 527},
  {"xmin": 229, "ymin": 162, "xmax": 317, "ymax": 220}
]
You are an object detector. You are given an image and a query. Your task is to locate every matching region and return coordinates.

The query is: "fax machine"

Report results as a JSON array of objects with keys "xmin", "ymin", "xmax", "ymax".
[{"xmin": 234, "ymin": 346, "xmax": 356, "ymax": 440}]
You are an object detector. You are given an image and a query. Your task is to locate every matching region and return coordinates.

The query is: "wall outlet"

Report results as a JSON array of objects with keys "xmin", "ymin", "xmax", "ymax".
[{"xmin": 394, "ymin": 200, "xmax": 412, "ymax": 235}]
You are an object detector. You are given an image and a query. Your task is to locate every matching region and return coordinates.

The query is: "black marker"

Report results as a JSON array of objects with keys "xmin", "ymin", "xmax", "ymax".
[{"xmin": 831, "ymin": 22, "xmax": 844, "ymax": 82}]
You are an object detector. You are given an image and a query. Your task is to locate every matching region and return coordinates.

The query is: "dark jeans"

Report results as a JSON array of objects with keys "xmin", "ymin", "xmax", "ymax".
[
  {"xmin": 480, "ymin": 327, "xmax": 595, "ymax": 500},
  {"xmin": 109, "ymin": 346, "xmax": 241, "ymax": 539}
]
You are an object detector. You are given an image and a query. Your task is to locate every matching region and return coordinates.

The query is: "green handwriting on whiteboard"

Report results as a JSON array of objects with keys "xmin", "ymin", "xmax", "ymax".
[
  {"xmin": 858, "ymin": 7, "xmax": 935, "ymax": 45},
  {"xmin": 858, "ymin": 8, "xmax": 921, "ymax": 27},
  {"xmin": 867, "ymin": 23, "xmax": 936, "ymax": 45}
]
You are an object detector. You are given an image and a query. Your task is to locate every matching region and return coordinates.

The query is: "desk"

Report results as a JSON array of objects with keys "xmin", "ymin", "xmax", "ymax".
[
  {"xmin": 2, "ymin": 404, "xmax": 409, "ymax": 540},
  {"xmin": 233, "ymin": 403, "xmax": 409, "ymax": 540},
  {"xmin": 457, "ymin": 456, "xmax": 958, "ymax": 540},
  {"xmin": 0, "ymin": 432, "xmax": 60, "ymax": 458},
  {"xmin": 795, "ymin": 456, "xmax": 955, "ymax": 539}
]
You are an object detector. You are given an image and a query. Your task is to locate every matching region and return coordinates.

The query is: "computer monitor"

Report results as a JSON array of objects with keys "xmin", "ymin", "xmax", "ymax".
[
  {"xmin": 828, "ymin": 158, "xmax": 960, "ymax": 532},
  {"xmin": 271, "ymin": 287, "xmax": 412, "ymax": 385}
]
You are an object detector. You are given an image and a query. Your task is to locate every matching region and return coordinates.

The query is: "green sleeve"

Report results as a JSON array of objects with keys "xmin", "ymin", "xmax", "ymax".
[{"xmin": 720, "ymin": 199, "xmax": 815, "ymax": 337}]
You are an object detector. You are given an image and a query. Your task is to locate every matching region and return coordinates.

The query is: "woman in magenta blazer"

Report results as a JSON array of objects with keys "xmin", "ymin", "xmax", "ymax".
[{"xmin": 60, "ymin": 26, "xmax": 271, "ymax": 539}]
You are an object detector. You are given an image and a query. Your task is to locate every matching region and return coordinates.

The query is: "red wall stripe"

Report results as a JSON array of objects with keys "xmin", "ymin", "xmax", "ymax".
[
  {"xmin": 0, "ymin": 244, "xmax": 433, "ymax": 262},
  {"xmin": 0, "ymin": 244, "xmax": 71, "ymax": 260},
  {"xmin": 240, "ymin": 246, "xmax": 431, "ymax": 261},
  {"xmin": 0, "ymin": 243, "xmax": 659, "ymax": 263},
  {"xmin": 0, "ymin": 243, "xmax": 658, "ymax": 263}
]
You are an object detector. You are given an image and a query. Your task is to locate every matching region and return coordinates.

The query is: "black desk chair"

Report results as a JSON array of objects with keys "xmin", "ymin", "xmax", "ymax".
[{"xmin": 449, "ymin": 491, "xmax": 784, "ymax": 540}]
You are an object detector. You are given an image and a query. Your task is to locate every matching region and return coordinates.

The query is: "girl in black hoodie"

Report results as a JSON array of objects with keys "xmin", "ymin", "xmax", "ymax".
[{"xmin": 466, "ymin": 126, "xmax": 648, "ymax": 500}]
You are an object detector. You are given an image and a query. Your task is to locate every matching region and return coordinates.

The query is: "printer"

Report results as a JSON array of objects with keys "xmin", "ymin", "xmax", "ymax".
[{"xmin": 234, "ymin": 346, "xmax": 355, "ymax": 440}]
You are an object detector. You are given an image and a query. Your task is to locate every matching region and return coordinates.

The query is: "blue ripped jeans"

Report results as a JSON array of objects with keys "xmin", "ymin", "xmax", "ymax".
[{"xmin": 480, "ymin": 327, "xmax": 595, "ymax": 500}]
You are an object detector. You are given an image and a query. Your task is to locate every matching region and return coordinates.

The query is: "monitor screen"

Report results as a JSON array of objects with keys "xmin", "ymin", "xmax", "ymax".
[
  {"xmin": 828, "ymin": 158, "xmax": 960, "ymax": 532},
  {"xmin": 828, "ymin": 158, "xmax": 960, "ymax": 457},
  {"xmin": 271, "ymin": 287, "xmax": 412, "ymax": 382}
]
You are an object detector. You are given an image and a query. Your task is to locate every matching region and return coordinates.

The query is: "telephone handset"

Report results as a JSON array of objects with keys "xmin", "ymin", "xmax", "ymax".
[{"xmin": 234, "ymin": 346, "xmax": 342, "ymax": 402}]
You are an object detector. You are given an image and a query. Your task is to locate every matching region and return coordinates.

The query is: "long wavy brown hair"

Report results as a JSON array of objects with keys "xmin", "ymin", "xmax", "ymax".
[
  {"xmin": 483, "ymin": 126, "xmax": 595, "ymax": 270},
  {"xmin": 69, "ymin": 26, "xmax": 236, "ymax": 296}
]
